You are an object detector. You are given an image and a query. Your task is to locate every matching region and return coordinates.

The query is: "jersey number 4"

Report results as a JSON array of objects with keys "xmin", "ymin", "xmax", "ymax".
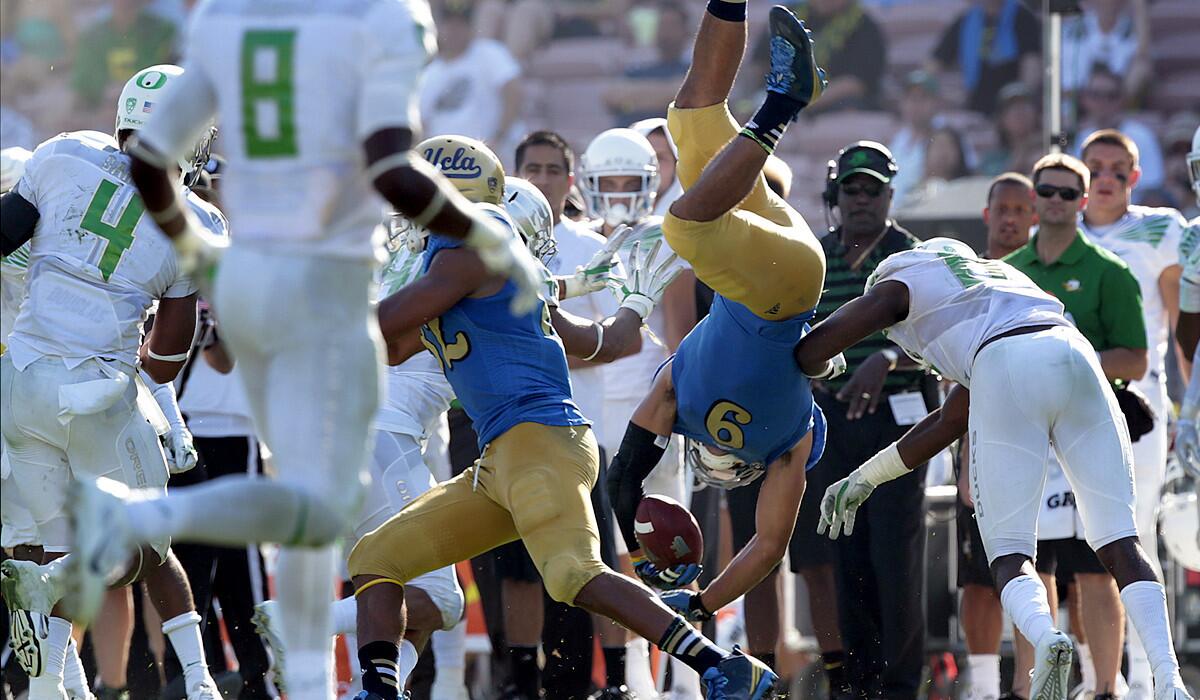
[
  {"xmin": 241, "ymin": 30, "xmax": 298, "ymax": 158},
  {"xmin": 81, "ymin": 179, "xmax": 144, "ymax": 281}
]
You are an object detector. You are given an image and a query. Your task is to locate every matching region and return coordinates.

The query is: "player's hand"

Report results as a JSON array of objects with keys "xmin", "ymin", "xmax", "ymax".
[
  {"xmin": 561, "ymin": 225, "xmax": 632, "ymax": 299},
  {"xmin": 162, "ymin": 423, "xmax": 199, "ymax": 474},
  {"xmin": 1176, "ymin": 419, "xmax": 1200, "ymax": 479},
  {"xmin": 660, "ymin": 589, "xmax": 714, "ymax": 622},
  {"xmin": 615, "ymin": 238, "xmax": 683, "ymax": 321},
  {"xmin": 836, "ymin": 351, "xmax": 891, "ymax": 420},
  {"xmin": 818, "ymin": 471, "xmax": 876, "ymax": 539},
  {"xmin": 467, "ymin": 220, "xmax": 544, "ymax": 315},
  {"xmin": 634, "ymin": 556, "xmax": 702, "ymax": 590},
  {"xmin": 173, "ymin": 224, "xmax": 227, "ymax": 295}
]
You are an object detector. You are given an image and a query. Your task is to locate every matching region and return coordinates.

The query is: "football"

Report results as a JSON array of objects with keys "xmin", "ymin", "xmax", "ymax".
[{"xmin": 634, "ymin": 494, "xmax": 704, "ymax": 568}]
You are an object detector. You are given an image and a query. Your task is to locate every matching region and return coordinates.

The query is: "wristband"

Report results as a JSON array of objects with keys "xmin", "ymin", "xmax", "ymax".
[
  {"xmin": 147, "ymin": 348, "xmax": 190, "ymax": 363},
  {"xmin": 857, "ymin": 442, "xmax": 909, "ymax": 487},
  {"xmin": 879, "ymin": 347, "xmax": 899, "ymax": 370},
  {"xmin": 582, "ymin": 323, "xmax": 604, "ymax": 361}
]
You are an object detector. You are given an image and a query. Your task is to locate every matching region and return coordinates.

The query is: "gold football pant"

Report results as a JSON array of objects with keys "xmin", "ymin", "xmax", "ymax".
[
  {"xmin": 664, "ymin": 101, "xmax": 825, "ymax": 320},
  {"xmin": 348, "ymin": 422, "xmax": 608, "ymax": 604}
]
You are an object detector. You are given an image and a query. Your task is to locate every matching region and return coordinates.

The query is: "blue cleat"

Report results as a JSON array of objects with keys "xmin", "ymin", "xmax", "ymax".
[
  {"xmin": 702, "ymin": 647, "xmax": 779, "ymax": 700},
  {"xmin": 765, "ymin": 5, "xmax": 827, "ymax": 107}
]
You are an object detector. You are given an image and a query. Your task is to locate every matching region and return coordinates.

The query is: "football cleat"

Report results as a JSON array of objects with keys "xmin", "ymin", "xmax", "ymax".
[
  {"xmin": 765, "ymin": 6, "xmax": 827, "ymax": 107},
  {"xmin": 701, "ymin": 647, "xmax": 778, "ymax": 700},
  {"xmin": 2, "ymin": 558, "xmax": 66, "ymax": 676},
  {"xmin": 1153, "ymin": 676, "xmax": 1194, "ymax": 700},
  {"xmin": 252, "ymin": 600, "xmax": 287, "ymax": 694},
  {"xmin": 1030, "ymin": 630, "xmax": 1073, "ymax": 700},
  {"xmin": 65, "ymin": 477, "xmax": 136, "ymax": 626}
]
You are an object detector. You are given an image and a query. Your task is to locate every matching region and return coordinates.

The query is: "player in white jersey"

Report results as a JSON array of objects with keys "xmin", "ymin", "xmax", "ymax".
[
  {"xmin": 0, "ymin": 65, "xmax": 224, "ymax": 700},
  {"xmin": 794, "ymin": 238, "xmax": 1191, "ymax": 700},
  {"xmin": 75, "ymin": 3, "xmax": 540, "ymax": 698},
  {"xmin": 1077, "ymin": 128, "xmax": 1191, "ymax": 698}
]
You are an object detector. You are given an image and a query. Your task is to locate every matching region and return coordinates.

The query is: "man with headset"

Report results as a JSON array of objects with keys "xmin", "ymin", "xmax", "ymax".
[{"xmin": 812, "ymin": 141, "xmax": 930, "ymax": 700}]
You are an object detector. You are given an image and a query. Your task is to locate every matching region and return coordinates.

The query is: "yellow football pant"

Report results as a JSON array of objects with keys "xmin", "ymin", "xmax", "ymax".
[
  {"xmin": 664, "ymin": 101, "xmax": 825, "ymax": 320},
  {"xmin": 348, "ymin": 422, "xmax": 608, "ymax": 604}
]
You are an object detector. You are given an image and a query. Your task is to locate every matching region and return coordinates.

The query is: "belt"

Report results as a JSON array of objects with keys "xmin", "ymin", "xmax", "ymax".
[{"xmin": 976, "ymin": 324, "xmax": 1058, "ymax": 357}]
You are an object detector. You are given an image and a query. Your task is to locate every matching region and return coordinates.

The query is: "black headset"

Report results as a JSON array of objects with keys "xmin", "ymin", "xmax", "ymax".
[{"xmin": 821, "ymin": 141, "xmax": 900, "ymax": 208}]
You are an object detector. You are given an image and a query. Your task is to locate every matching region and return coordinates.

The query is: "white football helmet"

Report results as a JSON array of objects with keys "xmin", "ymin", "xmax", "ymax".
[
  {"xmin": 0, "ymin": 146, "xmax": 32, "ymax": 193},
  {"xmin": 418, "ymin": 134, "xmax": 505, "ymax": 205},
  {"xmin": 503, "ymin": 177, "xmax": 557, "ymax": 263},
  {"xmin": 579, "ymin": 128, "xmax": 659, "ymax": 228},
  {"xmin": 1188, "ymin": 124, "xmax": 1200, "ymax": 206},
  {"xmin": 116, "ymin": 64, "xmax": 216, "ymax": 186},
  {"xmin": 684, "ymin": 438, "xmax": 766, "ymax": 490},
  {"xmin": 915, "ymin": 237, "xmax": 978, "ymax": 259},
  {"xmin": 1159, "ymin": 490, "xmax": 1200, "ymax": 571}
]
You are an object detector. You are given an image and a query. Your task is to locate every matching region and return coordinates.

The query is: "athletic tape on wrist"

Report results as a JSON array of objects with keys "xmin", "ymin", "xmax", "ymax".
[
  {"xmin": 147, "ymin": 348, "xmax": 190, "ymax": 363},
  {"xmin": 858, "ymin": 442, "xmax": 908, "ymax": 487}
]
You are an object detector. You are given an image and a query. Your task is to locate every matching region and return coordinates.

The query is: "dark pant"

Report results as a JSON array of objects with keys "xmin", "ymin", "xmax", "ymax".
[
  {"xmin": 164, "ymin": 435, "xmax": 273, "ymax": 700},
  {"xmin": 816, "ymin": 389, "xmax": 927, "ymax": 700}
]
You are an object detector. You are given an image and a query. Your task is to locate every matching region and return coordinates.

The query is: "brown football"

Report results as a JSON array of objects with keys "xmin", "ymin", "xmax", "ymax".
[{"xmin": 634, "ymin": 494, "xmax": 704, "ymax": 567}]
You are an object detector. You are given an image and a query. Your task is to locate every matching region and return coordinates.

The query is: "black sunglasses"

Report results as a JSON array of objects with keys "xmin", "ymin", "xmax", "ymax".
[
  {"xmin": 841, "ymin": 181, "xmax": 885, "ymax": 197},
  {"xmin": 1035, "ymin": 184, "xmax": 1082, "ymax": 201}
]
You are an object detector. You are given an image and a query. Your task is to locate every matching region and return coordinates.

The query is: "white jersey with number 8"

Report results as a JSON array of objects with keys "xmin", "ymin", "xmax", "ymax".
[
  {"xmin": 138, "ymin": 0, "xmax": 435, "ymax": 260},
  {"xmin": 869, "ymin": 250, "xmax": 1072, "ymax": 387},
  {"xmin": 8, "ymin": 131, "xmax": 224, "ymax": 371}
]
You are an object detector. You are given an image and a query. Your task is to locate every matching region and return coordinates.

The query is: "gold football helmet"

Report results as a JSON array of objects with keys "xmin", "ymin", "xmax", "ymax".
[{"xmin": 417, "ymin": 135, "xmax": 505, "ymax": 205}]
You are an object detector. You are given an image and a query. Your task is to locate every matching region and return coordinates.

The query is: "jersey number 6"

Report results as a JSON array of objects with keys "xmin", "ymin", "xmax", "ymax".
[{"xmin": 705, "ymin": 400, "xmax": 753, "ymax": 450}]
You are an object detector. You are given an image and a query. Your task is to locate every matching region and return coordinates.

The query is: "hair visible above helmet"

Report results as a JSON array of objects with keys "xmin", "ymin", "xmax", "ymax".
[
  {"xmin": 116, "ymin": 64, "xmax": 217, "ymax": 187},
  {"xmin": 503, "ymin": 177, "xmax": 557, "ymax": 263},
  {"xmin": 579, "ymin": 128, "xmax": 659, "ymax": 228},
  {"xmin": 683, "ymin": 438, "xmax": 766, "ymax": 490},
  {"xmin": 1189, "ymin": 125, "xmax": 1200, "ymax": 206},
  {"xmin": 0, "ymin": 146, "xmax": 32, "ymax": 193},
  {"xmin": 418, "ymin": 135, "xmax": 505, "ymax": 205}
]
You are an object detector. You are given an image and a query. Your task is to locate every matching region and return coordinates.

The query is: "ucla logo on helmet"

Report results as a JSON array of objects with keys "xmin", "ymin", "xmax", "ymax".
[
  {"xmin": 487, "ymin": 176, "xmax": 498, "ymax": 195},
  {"xmin": 423, "ymin": 146, "xmax": 482, "ymax": 179}
]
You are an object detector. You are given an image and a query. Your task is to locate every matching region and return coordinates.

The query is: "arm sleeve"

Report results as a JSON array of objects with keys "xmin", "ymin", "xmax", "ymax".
[
  {"xmin": 606, "ymin": 423, "xmax": 669, "ymax": 552},
  {"xmin": 357, "ymin": 0, "xmax": 436, "ymax": 140},
  {"xmin": 1100, "ymin": 264, "xmax": 1149, "ymax": 350},
  {"xmin": 0, "ymin": 191, "xmax": 39, "ymax": 257}
]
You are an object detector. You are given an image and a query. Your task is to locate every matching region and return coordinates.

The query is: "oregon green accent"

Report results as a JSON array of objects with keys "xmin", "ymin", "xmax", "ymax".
[
  {"xmin": 1114, "ymin": 218, "xmax": 1170, "ymax": 247},
  {"xmin": 240, "ymin": 30, "xmax": 298, "ymax": 158},
  {"xmin": 937, "ymin": 252, "xmax": 1007, "ymax": 289},
  {"xmin": 2, "ymin": 242, "xmax": 31, "ymax": 269},
  {"xmin": 134, "ymin": 69, "xmax": 169, "ymax": 90},
  {"xmin": 80, "ymin": 180, "xmax": 145, "ymax": 281}
]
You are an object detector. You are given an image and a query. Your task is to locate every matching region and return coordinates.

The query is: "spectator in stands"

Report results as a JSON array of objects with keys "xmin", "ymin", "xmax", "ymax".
[
  {"xmin": 1060, "ymin": 0, "xmax": 1149, "ymax": 103},
  {"xmin": 815, "ymin": 141, "xmax": 929, "ymax": 700},
  {"xmin": 71, "ymin": 0, "xmax": 177, "ymax": 112},
  {"xmin": 419, "ymin": 2, "xmax": 523, "ymax": 162},
  {"xmin": 980, "ymin": 82, "xmax": 1043, "ymax": 178},
  {"xmin": 928, "ymin": 0, "xmax": 1041, "ymax": 116},
  {"xmin": 888, "ymin": 70, "xmax": 943, "ymax": 208},
  {"xmin": 1163, "ymin": 112, "xmax": 1200, "ymax": 219},
  {"xmin": 903, "ymin": 125, "xmax": 974, "ymax": 206},
  {"xmin": 602, "ymin": 0, "xmax": 692, "ymax": 125},
  {"xmin": 473, "ymin": 0, "xmax": 554, "ymax": 64},
  {"xmin": 1071, "ymin": 64, "xmax": 1164, "ymax": 192}
]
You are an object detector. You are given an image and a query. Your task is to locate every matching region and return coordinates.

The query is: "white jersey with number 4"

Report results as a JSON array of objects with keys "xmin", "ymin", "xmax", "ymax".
[
  {"xmin": 7, "ymin": 130, "xmax": 225, "ymax": 371},
  {"xmin": 138, "ymin": 0, "xmax": 435, "ymax": 260},
  {"xmin": 871, "ymin": 250, "xmax": 1071, "ymax": 387}
]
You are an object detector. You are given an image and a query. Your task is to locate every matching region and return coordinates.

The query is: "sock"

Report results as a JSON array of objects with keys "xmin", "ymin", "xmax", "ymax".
[
  {"xmin": 604, "ymin": 645, "xmax": 627, "ymax": 688},
  {"xmin": 1119, "ymin": 581, "xmax": 1183, "ymax": 687},
  {"xmin": 507, "ymin": 644, "xmax": 539, "ymax": 696},
  {"xmin": 658, "ymin": 616, "xmax": 728, "ymax": 676},
  {"xmin": 359, "ymin": 640, "xmax": 402, "ymax": 700},
  {"xmin": 967, "ymin": 653, "xmax": 1001, "ymax": 698},
  {"xmin": 162, "ymin": 611, "xmax": 209, "ymax": 690},
  {"xmin": 1125, "ymin": 617, "xmax": 1153, "ymax": 692},
  {"xmin": 1077, "ymin": 643, "xmax": 1097, "ymax": 692},
  {"xmin": 332, "ymin": 595, "xmax": 358, "ymax": 636},
  {"xmin": 28, "ymin": 617, "xmax": 71, "ymax": 698},
  {"xmin": 432, "ymin": 621, "xmax": 467, "ymax": 688},
  {"xmin": 276, "ymin": 546, "xmax": 336, "ymax": 694},
  {"xmin": 125, "ymin": 477, "xmax": 344, "ymax": 547},
  {"xmin": 626, "ymin": 638, "xmax": 657, "ymax": 697},
  {"xmin": 669, "ymin": 655, "xmax": 705, "ymax": 697},
  {"xmin": 822, "ymin": 650, "xmax": 850, "ymax": 693},
  {"xmin": 398, "ymin": 639, "xmax": 420, "ymax": 689},
  {"xmin": 999, "ymin": 575, "xmax": 1055, "ymax": 647},
  {"xmin": 63, "ymin": 638, "xmax": 89, "ymax": 699},
  {"xmin": 706, "ymin": 0, "xmax": 747, "ymax": 22},
  {"xmin": 741, "ymin": 92, "xmax": 806, "ymax": 154}
]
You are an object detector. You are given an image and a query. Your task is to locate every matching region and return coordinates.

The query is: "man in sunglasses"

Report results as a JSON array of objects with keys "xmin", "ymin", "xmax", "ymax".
[{"xmin": 1004, "ymin": 152, "xmax": 1148, "ymax": 700}]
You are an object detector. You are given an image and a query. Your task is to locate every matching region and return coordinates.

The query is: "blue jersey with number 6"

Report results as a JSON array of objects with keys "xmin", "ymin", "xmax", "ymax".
[{"xmin": 672, "ymin": 294, "xmax": 825, "ymax": 468}]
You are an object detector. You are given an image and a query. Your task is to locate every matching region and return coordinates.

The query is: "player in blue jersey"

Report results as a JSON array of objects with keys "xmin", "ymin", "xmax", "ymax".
[
  {"xmin": 344, "ymin": 135, "xmax": 779, "ymax": 700},
  {"xmin": 606, "ymin": 2, "xmax": 834, "ymax": 627}
]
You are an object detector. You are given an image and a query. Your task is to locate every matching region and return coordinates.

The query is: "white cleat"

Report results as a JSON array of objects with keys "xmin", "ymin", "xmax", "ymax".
[
  {"xmin": 2, "ymin": 559, "xmax": 64, "ymax": 677},
  {"xmin": 252, "ymin": 600, "xmax": 287, "ymax": 694},
  {"xmin": 65, "ymin": 477, "xmax": 135, "ymax": 626},
  {"xmin": 1153, "ymin": 676, "xmax": 1193, "ymax": 700},
  {"xmin": 186, "ymin": 675, "xmax": 222, "ymax": 700},
  {"xmin": 1030, "ymin": 630, "xmax": 1074, "ymax": 700}
]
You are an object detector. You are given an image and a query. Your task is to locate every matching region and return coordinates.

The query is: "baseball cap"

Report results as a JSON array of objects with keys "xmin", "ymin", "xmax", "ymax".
[
  {"xmin": 903, "ymin": 69, "xmax": 940, "ymax": 96},
  {"xmin": 835, "ymin": 141, "xmax": 897, "ymax": 184}
]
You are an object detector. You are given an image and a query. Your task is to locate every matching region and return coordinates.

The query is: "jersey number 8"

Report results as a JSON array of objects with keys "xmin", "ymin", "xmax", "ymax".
[{"xmin": 241, "ymin": 30, "xmax": 298, "ymax": 158}]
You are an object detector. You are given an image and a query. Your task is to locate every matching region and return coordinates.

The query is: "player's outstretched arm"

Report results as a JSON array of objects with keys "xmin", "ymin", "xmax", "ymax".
[
  {"xmin": 376, "ymin": 246, "xmax": 492, "ymax": 343},
  {"xmin": 552, "ymin": 306, "xmax": 642, "ymax": 364},
  {"xmin": 794, "ymin": 280, "xmax": 910, "ymax": 376}
]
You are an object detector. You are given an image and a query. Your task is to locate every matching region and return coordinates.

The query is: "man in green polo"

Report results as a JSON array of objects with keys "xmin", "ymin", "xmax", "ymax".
[{"xmin": 1004, "ymin": 151, "xmax": 1147, "ymax": 699}]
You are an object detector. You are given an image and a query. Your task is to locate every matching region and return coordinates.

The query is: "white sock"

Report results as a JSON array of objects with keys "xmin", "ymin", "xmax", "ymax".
[
  {"xmin": 626, "ymin": 638, "xmax": 656, "ymax": 697},
  {"xmin": 286, "ymin": 650, "xmax": 334, "ymax": 700},
  {"xmin": 432, "ymin": 619, "xmax": 468, "ymax": 686},
  {"xmin": 63, "ymin": 638, "xmax": 90, "ymax": 699},
  {"xmin": 1077, "ymin": 643, "xmax": 1097, "ymax": 692},
  {"xmin": 669, "ymin": 655, "xmax": 703, "ymax": 698},
  {"xmin": 999, "ymin": 575, "xmax": 1056, "ymax": 646},
  {"xmin": 1119, "ymin": 581, "xmax": 1182, "ymax": 687},
  {"xmin": 277, "ymin": 547, "xmax": 336, "ymax": 696},
  {"xmin": 162, "ymin": 611, "xmax": 209, "ymax": 690},
  {"xmin": 28, "ymin": 617, "xmax": 71, "ymax": 700},
  {"xmin": 332, "ymin": 595, "xmax": 358, "ymax": 636},
  {"xmin": 399, "ymin": 639, "xmax": 420, "ymax": 689},
  {"xmin": 1125, "ymin": 618, "xmax": 1153, "ymax": 692},
  {"xmin": 967, "ymin": 653, "xmax": 1001, "ymax": 698}
]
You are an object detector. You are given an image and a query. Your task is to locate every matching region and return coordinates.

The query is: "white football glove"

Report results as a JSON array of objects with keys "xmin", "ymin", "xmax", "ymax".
[
  {"xmin": 614, "ymin": 238, "xmax": 683, "ymax": 321},
  {"xmin": 172, "ymin": 223, "xmax": 227, "ymax": 296},
  {"xmin": 466, "ymin": 218, "xmax": 543, "ymax": 315},
  {"xmin": 817, "ymin": 471, "xmax": 876, "ymax": 539},
  {"xmin": 162, "ymin": 423, "xmax": 198, "ymax": 475},
  {"xmin": 561, "ymin": 225, "xmax": 633, "ymax": 299},
  {"xmin": 1176, "ymin": 418, "xmax": 1200, "ymax": 479}
]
